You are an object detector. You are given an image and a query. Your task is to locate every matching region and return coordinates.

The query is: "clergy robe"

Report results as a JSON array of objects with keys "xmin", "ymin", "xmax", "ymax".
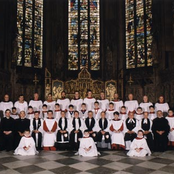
[
  {"xmin": 83, "ymin": 97, "xmax": 96, "ymax": 111},
  {"xmin": 57, "ymin": 117, "xmax": 70, "ymax": 142},
  {"xmin": 110, "ymin": 119, "xmax": 125, "ymax": 149},
  {"xmin": 106, "ymin": 109, "xmax": 115, "ymax": 121},
  {"xmin": 124, "ymin": 118, "xmax": 138, "ymax": 150},
  {"xmin": 42, "ymin": 118, "xmax": 57, "ymax": 147},
  {"xmin": 57, "ymin": 98, "xmax": 70, "ymax": 111},
  {"xmin": 78, "ymin": 137, "xmax": 98, "ymax": 157},
  {"xmin": 92, "ymin": 108, "xmax": 103, "ymax": 120},
  {"xmin": 71, "ymin": 98, "xmax": 83, "ymax": 111},
  {"xmin": 30, "ymin": 118, "xmax": 43, "ymax": 149},
  {"xmin": 0, "ymin": 101, "xmax": 13, "ymax": 115},
  {"xmin": 85, "ymin": 117, "xmax": 97, "ymax": 142},
  {"xmin": 43, "ymin": 101, "xmax": 56, "ymax": 110},
  {"xmin": 29, "ymin": 100, "xmax": 42, "ymax": 111},
  {"xmin": 166, "ymin": 116, "xmax": 174, "ymax": 146},
  {"xmin": 124, "ymin": 100, "xmax": 138, "ymax": 113},
  {"xmin": 152, "ymin": 117, "xmax": 170, "ymax": 152},
  {"xmin": 14, "ymin": 136, "xmax": 38, "ymax": 156},
  {"xmin": 140, "ymin": 118, "xmax": 154, "ymax": 150},
  {"xmin": 14, "ymin": 118, "xmax": 30, "ymax": 148},
  {"xmin": 97, "ymin": 99, "xmax": 109, "ymax": 111},
  {"xmin": 139, "ymin": 102, "xmax": 153, "ymax": 112},
  {"xmin": 14, "ymin": 101, "xmax": 28, "ymax": 113},
  {"xmin": 112, "ymin": 100, "xmax": 124, "ymax": 112},
  {"xmin": 0, "ymin": 117, "xmax": 15, "ymax": 151},
  {"xmin": 155, "ymin": 102, "xmax": 169, "ymax": 113},
  {"xmin": 79, "ymin": 110, "xmax": 88, "ymax": 120},
  {"xmin": 127, "ymin": 137, "xmax": 151, "ymax": 157},
  {"xmin": 70, "ymin": 118, "xmax": 84, "ymax": 149}
]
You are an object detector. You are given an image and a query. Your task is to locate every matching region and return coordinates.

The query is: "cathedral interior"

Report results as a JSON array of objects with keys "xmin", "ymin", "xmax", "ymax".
[{"xmin": 0, "ymin": 0, "xmax": 174, "ymax": 106}]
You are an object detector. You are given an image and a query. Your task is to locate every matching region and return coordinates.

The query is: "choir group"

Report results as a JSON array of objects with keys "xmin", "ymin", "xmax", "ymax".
[{"xmin": 0, "ymin": 90, "xmax": 173, "ymax": 157}]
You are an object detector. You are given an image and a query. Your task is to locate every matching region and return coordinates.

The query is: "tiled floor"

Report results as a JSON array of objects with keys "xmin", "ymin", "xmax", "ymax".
[{"xmin": 1, "ymin": 150, "xmax": 174, "ymax": 174}]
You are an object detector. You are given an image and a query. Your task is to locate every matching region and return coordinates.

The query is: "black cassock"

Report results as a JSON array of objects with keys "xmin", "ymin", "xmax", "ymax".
[
  {"xmin": 70, "ymin": 118, "xmax": 83, "ymax": 149},
  {"xmin": 124, "ymin": 118, "xmax": 137, "ymax": 142},
  {"xmin": 140, "ymin": 118, "xmax": 154, "ymax": 151},
  {"xmin": 97, "ymin": 118, "xmax": 111, "ymax": 143},
  {"xmin": 0, "ymin": 117, "xmax": 15, "ymax": 151},
  {"xmin": 31, "ymin": 118, "xmax": 42, "ymax": 150},
  {"xmin": 57, "ymin": 117, "xmax": 69, "ymax": 142},
  {"xmin": 14, "ymin": 118, "xmax": 30, "ymax": 148},
  {"xmin": 85, "ymin": 117, "xmax": 97, "ymax": 142},
  {"xmin": 152, "ymin": 117, "xmax": 170, "ymax": 152}
]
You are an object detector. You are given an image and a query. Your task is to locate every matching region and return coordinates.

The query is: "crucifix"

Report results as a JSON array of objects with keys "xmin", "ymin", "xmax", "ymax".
[{"xmin": 33, "ymin": 73, "xmax": 39, "ymax": 92}]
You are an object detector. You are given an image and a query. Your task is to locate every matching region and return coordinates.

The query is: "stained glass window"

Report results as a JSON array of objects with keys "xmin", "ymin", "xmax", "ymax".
[
  {"xmin": 17, "ymin": 0, "xmax": 43, "ymax": 68},
  {"xmin": 125, "ymin": 0, "xmax": 153, "ymax": 69},
  {"xmin": 68, "ymin": 0, "xmax": 100, "ymax": 71}
]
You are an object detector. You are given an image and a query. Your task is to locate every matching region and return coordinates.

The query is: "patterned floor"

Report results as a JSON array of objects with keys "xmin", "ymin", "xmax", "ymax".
[{"xmin": 1, "ymin": 150, "xmax": 174, "ymax": 174}]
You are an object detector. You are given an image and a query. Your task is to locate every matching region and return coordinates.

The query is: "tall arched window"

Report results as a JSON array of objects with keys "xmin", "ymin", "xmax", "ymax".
[
  {"xmin": 17, "ymin": 0, "xmax": 43, "ymax": 68},
  {"xmin": 125, "ymin": 0, "xmax": 153, "ymax": 69},
  {"xmin": 68, "ymin": 0, "xmax": 100, "ymax": 71}
]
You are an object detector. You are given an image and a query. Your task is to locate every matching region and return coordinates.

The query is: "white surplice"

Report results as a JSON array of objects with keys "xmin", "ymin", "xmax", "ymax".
[
  {"xmin": 57, "ymin": 98, "xmax": 70, "ymax": 111},
  {"xmin": 29, "ymin": 100, "xmax": 43, "ymax": 111},
  {"xmin": 166, "ymin": 116, "xmax": 174, "ymax": 141},
  {"xmin": 83, "ymin": 98, "xmax": 96, "ymax": 111},
  {"xmin": 124, "ymin": 100, "xmax": 138, "ymax": 113}
]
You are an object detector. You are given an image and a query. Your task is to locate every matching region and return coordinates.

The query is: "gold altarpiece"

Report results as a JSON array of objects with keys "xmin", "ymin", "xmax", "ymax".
[{"xmin": 45, "ymin": 68, "xmax": 123, "ymax": 101}]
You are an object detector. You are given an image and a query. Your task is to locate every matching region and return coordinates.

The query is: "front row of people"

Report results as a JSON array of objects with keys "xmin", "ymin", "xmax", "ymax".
[{"xmin": 0, "ymin": 108, "xmax": 173, "ymax": 157}]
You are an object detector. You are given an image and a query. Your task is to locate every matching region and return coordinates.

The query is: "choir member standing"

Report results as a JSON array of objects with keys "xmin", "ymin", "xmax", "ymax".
[
  {"xmin": 127, "ymin": 130, "xmax": 151, "ymax": 157},
  {"xmin": 97, "ymin": 111, "xmax": 111, "ymax": 149},
  {"xmin": 70, "ymin": 111, "xmax": 84, "ymax": 150},
  {"xmin": 97, "ymin": 92, "xmax": 109, "ymax": 111},
  {"xmin": 106, "ymin": 102, "xmax": 115, "ymax": 121},
  {"xmin": 134, "ymin": 107, "xmax": 143, "ymax": 121},
  {"xmin": 124, "ymin": 112, "xmax": 138, "ymax": 150},
  {"xmin": 139, "ymin": 95, "xmax": 153, "ymax": 112},
  {"xmin": 14, "ymin": 130, "xmax": 38, "ymax": 156},
  {"xmin": 66, "ymin": 104, "xmax": 75, "ymax": 120},
  {"xmin": 0, "ymin": 94, "xmax": 13, "ymax": 115},
  {"xmin": 42, "ymin": 110, "xmax": 57, "ymax": 151},
  {"xmin": 79, "ymin": 103, "xmax": 88, "ymax": 120},
  {"xmin": 14, "ymin": 94, "xmax": 28, "ymax": 113},
  {"xmin": 14, "ymin": 111, "xmax": 30, "ymax": 148},
  {"xmin": 57, "ymin": 91, "xmax": 70, "ymax": 111},
  {"xmin": 92, "ymin": 101, "xmax": 103, "ymax": 120},
  {"xmin": 166, "ymin": 109, "xmax": 174, "ymax": 147},
  {"xmin": 78, "ymin": 130, "xmax": 99, "ymax": 157},
  {"xmin": 119, "ymin": 106, "xmax": 128, "ymax": 121},
  {"xmin": 85, "ymin": 111, "xmax": 98, "ymax": 142},
  {"xmin": 27, "ymin": 106, "xmax": 35, "ymax": 120},
  {"xmin": 139, "ymin": 112, "xmax": 154, "ymax": 151},
  {"xmin": 10, "ymin": 107, "xmax": 19, "ymax": 119},
  {"xmin": 152, "ymin": 110, "xmax": 170, "ymax": 152},
  {"xmin": 155, "ymin": 96, "xmax": 169, "ymax": 114},
  {"xmin": 29, "ymin": 93, "xmax": 42, "ymax": 111},
  {"xmin": 84, "ymin": 90, "xmax": 96, "ymax": 111},
  {"xmin": 71, "ymin": 91, "xmax": 83, "ymax": 111},
  {"xmin": 112, "ymin": 93, "xmax": 123, "ymax": 112},
  {"xmin": 149, "ymin": 105, "xmax": 156, "ymax": 121},
  {"xmin": 110, "ymin": 112, "xmax": 125, "ymax": 150},
  {"xmin": 30, "ymin": 111, "xmax": 43, "ymax": 150},
  {"xmin": 0, "ymin": 109, "xmax": 15, "ymax": 151},
  {"xmin": 41, "ymin": 104, "xmax": 48, "ymax": 119},
  {"xmin": 54, "ymin": 103, "xmax": 61, "ymax": 121},
  {"xmin": 124, "ymin": 94, "xmax": 138, "ymax": 113},
  {"xmin": 44, "ymin": 93, "xmax": 56, "ymax": 111}
]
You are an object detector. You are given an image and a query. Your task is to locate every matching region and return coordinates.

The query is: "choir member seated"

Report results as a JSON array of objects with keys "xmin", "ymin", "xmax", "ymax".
[
  {"xmin": 77, "ymin": 130, "xmax": 99, "ymax": 157},
  {"xmin": 97, "ymin": 91, "xmax": 109, "ymax": 111},
  {"xmin": 84, "ymin": 90, "xmax": 96, "ymax": 111},
  {"xmin": 70, "ymin": 111, "xmax": 84, "ymax": 150},
  {"xmin": 14, "ymin": 129, "xmax": 38, "ymax": 156},
  {"xmin": 42, "ymin": 110, "xmax": 57, "ymax": 151},
  {"xmin": 166, "ymin": 109, "xmax": 174, "ymax": 148},
  {"xmin": 110, "ymin": 111, "xmax": 125, "ymax": 150},
  {"xmin": 30, "ymin": 111, "xmax": 43, "ymax": 150},
  {"xmin": 97, "ymin": 111, "xmax": 111, "ymax": 149},
  {"xmin": 124, "ymin": 111, "xmax": 138, "ymax": 150},
  {"xmin": 0, "ymin": 109, "xmax": 15, "ymax": 151},
  {"xmin": 152, "ymin": 110, "xmax": 170, "ymax": 152},
  {"xmin": 85, "ymin": 111, "xmax": 98, "ymax": 142},
  {"xmin": 127, "ymin": 130, "xmax": 151, "ymax": 157},
  {"xmin": 57, "ymin": 91, "xmax": 70, "ymax": 112},
  {"xmin": 140, "ymin": 112, "xmax": 154, "ymax": 151},
  {"xmin": 14, "ymin": 111, "xmax": 30, "ymax": 148}
]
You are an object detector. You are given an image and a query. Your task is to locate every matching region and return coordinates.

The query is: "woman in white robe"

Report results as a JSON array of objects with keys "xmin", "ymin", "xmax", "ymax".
[
  {"xmin": 166, "ymin": 109, "xmax": 174, "ymax": 146},
  {"xmin": 127, "ymin": 130, "xmax": 151, "ymax": 157},
  {"xmin": 14, "ymin": 130, "xmax": 38, "ymax": 156},
  {"xmin": 78, "ymin": 130, "xmax": 99, "ymax": 157},
  {"xmin": 110, "ymin": 112, "xmax": 125, "ymax": 149}
]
